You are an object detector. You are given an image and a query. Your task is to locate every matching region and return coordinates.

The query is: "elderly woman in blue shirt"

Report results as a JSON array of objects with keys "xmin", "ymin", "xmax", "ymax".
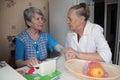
[{"xmin": 15, "ymin": 7, "xmax": 63, "ymax": 68}]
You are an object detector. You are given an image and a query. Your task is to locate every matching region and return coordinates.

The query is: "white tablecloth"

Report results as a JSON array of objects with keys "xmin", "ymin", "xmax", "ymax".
[
  {"xmin": 0, "ymin": 61, "xmax": 26, "ymax": 80},
  {"xmin": 57, "ymin": 56, "xmax": 80, "ymax": 80}
]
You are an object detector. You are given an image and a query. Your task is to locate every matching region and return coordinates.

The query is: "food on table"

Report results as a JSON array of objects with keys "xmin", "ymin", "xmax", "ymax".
[
  {"xmin": 87, "ymin": 66, "xmax": 105, "ymax": 78},
  {"xmin": 83, "ymin": 61, "xmax": 108, "ymax": 78},
  {"xmin": 88, "ymin": 61, "xmax": 102, "ymax": 68}
]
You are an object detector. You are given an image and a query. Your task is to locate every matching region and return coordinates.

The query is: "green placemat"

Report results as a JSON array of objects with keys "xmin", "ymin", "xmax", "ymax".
[{"xmin": 22, "ymin": 70, "xmax": 61, "ymax": 80}]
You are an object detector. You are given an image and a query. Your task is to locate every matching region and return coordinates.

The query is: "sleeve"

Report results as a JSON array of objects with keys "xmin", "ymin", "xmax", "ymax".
[
  {"xmin": 48, "ymin": 33, "xmax": 58, "ymax": 52},
  {"xmin": 94, "ymin": 26, "xmax": 112, "ymax": 63},
  {"xmin": 54, "ymin": 44, "xmax": 64, "ymax": 52},
  {"xmin": 15, "ymin": 38, "xmax": 25, "ymax": 60}
]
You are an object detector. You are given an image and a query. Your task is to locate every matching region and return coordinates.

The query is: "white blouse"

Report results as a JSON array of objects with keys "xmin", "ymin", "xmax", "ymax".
[{"xmin": 65, "ymin": 21, "xmax": 112, "ymax": 63}]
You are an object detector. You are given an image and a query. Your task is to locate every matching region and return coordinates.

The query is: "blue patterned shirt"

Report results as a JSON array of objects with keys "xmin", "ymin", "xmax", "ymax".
[{"xmin": 15, "ymin": 30, "xmax": 58, "ymax": 61}]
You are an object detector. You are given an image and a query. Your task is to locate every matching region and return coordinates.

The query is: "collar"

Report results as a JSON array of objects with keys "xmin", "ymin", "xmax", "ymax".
[
  {"xmin": 70, "ymin": 21, "xmax": 93, "ymax": 36},
  {"xmin": 82, "ymin": 21, "xmax": 93, "ymax": 36}
]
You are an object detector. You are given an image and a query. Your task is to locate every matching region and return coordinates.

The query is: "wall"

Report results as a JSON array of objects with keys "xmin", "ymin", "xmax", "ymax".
[{"xmin": 0, "ymin": 0, "xmax": 48, "ymax": 62}]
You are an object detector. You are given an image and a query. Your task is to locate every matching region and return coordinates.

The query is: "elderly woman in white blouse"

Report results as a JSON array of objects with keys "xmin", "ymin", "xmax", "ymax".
[{"xmin": 64, "ymin": 3, "xmax": 112, "ymax": 64}]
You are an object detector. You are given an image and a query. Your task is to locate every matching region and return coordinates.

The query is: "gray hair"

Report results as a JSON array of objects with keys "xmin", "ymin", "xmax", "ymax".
[
  {"xmin": 69, "ymin": 3, "xmax": 90, "ymax": 21},
  {"xmin": 24, "ymin": 7, "xmax": 44, "ymax": 28}
]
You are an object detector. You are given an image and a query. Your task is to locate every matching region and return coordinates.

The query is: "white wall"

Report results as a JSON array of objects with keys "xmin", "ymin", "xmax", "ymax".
[
  {"xmin": 0, "ymin": 0, "xmax": 48, "ymax": 62},
  {"xmin": 49, "ymin": 0, "xmax": 73, "ymax": 46}
]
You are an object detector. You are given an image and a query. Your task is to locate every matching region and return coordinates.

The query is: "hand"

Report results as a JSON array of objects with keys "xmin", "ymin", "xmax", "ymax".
[
  {"xmin": 63, "ymin": 48, "xmax": 77, "ymax": 60},
  {"xmin": 26, "ymin": 57, "xmax": 41, "ymax": 67}
]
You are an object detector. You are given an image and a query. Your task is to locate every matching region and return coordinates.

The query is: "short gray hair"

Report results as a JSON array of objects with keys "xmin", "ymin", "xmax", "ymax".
[
  {"xmin": 69, "ymin": 3, "xmax": 90, "ymax": 21},
  {"xmin": 24, "ymin": 7, "xmax": 44, "ymax": 28}
]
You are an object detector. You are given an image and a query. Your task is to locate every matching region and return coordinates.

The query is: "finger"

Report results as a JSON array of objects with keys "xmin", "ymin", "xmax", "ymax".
[
  {"xmin": 31, "ymin": 58, "xmax": 38, "ymax": 65},
  {"xmin": 69, "ymin": 52, "xmax": 75, "ymax": 59},
  {"xmin": 65, "ymin": 53, "xmax": 70, "ymax": 60},
  {"xmin": 71, "ymin": 54, "xmax": 76, "ymax": 59},
  {"xmin": 27, "ymin": 58, "xmax": 35, "ymax": 67},
  {"xmin": 38, "ymin": 60, "xmax": 41, "ymax": 64},
  {"xmin": 26, "ymin": 60, "xmax": 33, "ymax": 67},
  {"xmin": 67, "ymin": 53, "xmax": 73, "ymax": 60},
  {"xmin": 33, "ymin": 58, "xmax": 39, "ymax": 64}
]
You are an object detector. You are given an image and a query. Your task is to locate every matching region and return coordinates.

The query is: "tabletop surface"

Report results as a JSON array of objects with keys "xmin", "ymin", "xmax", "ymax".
[
  {"xmin": 56, "ymin": 56, "xmax": 120, "ymax": 80},
  {"xmin": 0, "ymin": 56, "xmax": 120, "ymax": 80},
  {"xmin": 0, "ymin": 61, "xmax": 26, "ymax": 80}
]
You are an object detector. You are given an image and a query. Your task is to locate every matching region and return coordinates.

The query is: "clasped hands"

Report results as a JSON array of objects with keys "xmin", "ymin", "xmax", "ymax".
[{"xmin": 63, "ymin": 48, "xmax": 78, "ymax": 60}]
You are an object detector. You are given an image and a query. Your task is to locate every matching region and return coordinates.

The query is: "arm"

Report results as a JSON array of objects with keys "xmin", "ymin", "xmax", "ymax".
[
  {"xmin": 75, "ymin": 51, "xmax": 104, "ymax": 62},
  {"xmin": 54, "ymin": 44, "xmax": 64, "ymax": 55},
  {"xmin": 15, "ymin": 38, "xmax": 26, "ymax": 67},
  {"xmin": 48, "ymin": 33, "xmax": 58, "ymax": 52},
  {"xmin": 47, "ymin": 33, "xmax": 64, "ymax": 56},
  {"xmin": 15, "ymin": 38, "xmax": 39, "ymax": 68},
  {"xmin": 93, "ymin": 26, "xmax": 112, "ymax": 63},
  {"xmin": 63, "ymin": 48, "xmax": 103, "ymax": 62}
]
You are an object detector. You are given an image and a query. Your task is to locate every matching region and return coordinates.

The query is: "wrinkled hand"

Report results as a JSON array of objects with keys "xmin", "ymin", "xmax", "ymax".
[
  {"xmin": 63, "ymin": 48, "xmax": 77, "ymax": 60},
  {"xmin": 26, "ymin": 57, "xmax": 41, "ymax": 67}
]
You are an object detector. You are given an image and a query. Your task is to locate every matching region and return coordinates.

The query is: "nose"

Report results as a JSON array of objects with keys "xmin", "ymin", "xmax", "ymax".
[
  {"xmin": 67, "ymin": 18, "xmax": 70, "ymax": 24},
  {"xmin": 41, "ymin": 20, "xmax": 44, "ymax": 24},
  {"xmin": 40, "ymin": 17, "xmax": 46, "ymax": 23}
]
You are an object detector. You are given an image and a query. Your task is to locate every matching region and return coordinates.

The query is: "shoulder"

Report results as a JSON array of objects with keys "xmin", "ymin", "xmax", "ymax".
[
  {"xmin": 88, "ymin": 22, "xmax": 103, "ymax": 33},
  {"xmin": 40, "ymin": 31, "xmax": 54, "ymax": 38},
  {"xmin": 40, "ymin": 31, "xmax": 48, "ymax": 37},
  {"xmin": 16, "ymin": 30, "xmax": 27, "ymax": 40},
  {"xmin": 89, "ymin": 22, "xmax": 104, "ymax": 39}
]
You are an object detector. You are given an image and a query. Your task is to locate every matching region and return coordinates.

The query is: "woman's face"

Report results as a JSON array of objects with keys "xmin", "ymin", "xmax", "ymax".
[
  {"xmin": 27, "ymin": 13, "xmax": 45, "ymax": 30},
  {"xmin": 67, "ymin": 9, "xmax": 82, "ymax": 32}
]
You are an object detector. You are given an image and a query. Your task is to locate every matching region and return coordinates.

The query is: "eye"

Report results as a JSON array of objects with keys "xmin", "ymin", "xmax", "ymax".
[
  {"xmin": 41, "ymin": 17, "xmax": 44, "ymax": 20},
  {"xmin": 36, "ymin": 18, "xmax": 40, "ymax": 20}
]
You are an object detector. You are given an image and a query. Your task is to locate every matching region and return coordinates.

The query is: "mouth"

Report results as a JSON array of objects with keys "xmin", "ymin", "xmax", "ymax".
[{"xmin": 38, "ymin": 25, "xmax": 43, "ymax": 27}]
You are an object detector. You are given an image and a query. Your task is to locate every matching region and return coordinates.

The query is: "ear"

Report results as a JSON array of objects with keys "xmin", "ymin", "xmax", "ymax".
[
  {"xmin": 26, "ymin": 20, "xmax": 32, "ymax": 27},
  {"xmin": 80, "ymin": 16, "xmax": 85, "ymax": 23}
]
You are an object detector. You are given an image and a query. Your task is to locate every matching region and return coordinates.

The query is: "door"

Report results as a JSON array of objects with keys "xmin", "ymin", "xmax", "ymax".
[
  {"xmin": 106, "ymin": 4, "xmax": 117, "ymax": 63},
  {"xmin": 115, "ymin": 0, "xmax": 120, "ymax": 65}
]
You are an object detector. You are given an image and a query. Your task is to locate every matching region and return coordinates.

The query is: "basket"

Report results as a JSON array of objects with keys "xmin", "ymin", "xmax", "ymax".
[{"xmin": 64, "ymin": 59, "xmax": 120, "ymax": 80}]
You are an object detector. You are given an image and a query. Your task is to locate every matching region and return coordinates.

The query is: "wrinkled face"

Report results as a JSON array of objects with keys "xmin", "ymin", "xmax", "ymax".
[
  {"xmin": 67, "ymin": 9, "xmax": 81, "ymax": 32},
  {"xmin": 27, "ymin": 13, "xmax": 45, "ymax": 30}
]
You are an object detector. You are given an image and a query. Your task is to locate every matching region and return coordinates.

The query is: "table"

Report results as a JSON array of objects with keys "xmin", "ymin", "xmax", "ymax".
[
  {"xmin": 15, "ymin": 56, "xmax": 79, "ymax": 80},
  {"xmin": 56, "ymin": 55, "xmax": 120, "ymax": 80},
  {"xmin": 0, "ymin": 61, "xmax": 26, "ymax": 80},
  {"xmin": 1, "ymin": 56, "xmax": 120, "ymax": 80},
  {"xmin": 56, "ymin": 55, "xmax": 79, "ymax": 80}
]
